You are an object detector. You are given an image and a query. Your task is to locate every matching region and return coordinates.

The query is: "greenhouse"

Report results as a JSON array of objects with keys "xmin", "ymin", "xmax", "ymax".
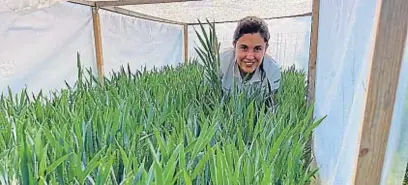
[{"xmin": 0, "ymin": 0, "xmax": 407, "ymax": 184}]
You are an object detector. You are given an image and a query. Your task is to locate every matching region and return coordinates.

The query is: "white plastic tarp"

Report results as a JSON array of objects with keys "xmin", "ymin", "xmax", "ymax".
[
  {"xmin": 0, "ymin": 1, "xmax": 185, "ymax": 97},
  {"xmin": 0, "ymin": 0, "xmax": 65, "ymax": 13},
  {"xmin": 380, "ymin": 35, "xmax": 408, "ymax": 185},
  {"xmin": 313, "ymin": 0, "xmax": 378, "ymax": 184},
  {"xmin": 98, "ymin": 9, "xmax": 184, "ymax": 78},
  {"xmin": 0, "ymin": 2, "xmax": 96, "ymax": 97},
  {"xmin": 188, "ymin": 15, "xmax": 311, "ymax": 71},
  {"xmin": 120, "ymin": 0, "xmax": 312, "ymax": 24}
]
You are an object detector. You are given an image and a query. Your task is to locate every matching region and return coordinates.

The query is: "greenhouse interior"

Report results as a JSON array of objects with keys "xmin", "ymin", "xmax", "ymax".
[{"xmin": 0, "ymin": 0, "xmax": 407, "ymax": 184}]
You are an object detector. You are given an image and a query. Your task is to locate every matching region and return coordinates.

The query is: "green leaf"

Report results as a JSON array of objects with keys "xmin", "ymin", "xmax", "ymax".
[
  {"xmin": 46, "ymin": 152, "xmax": 73, "ymax": 176},
  {"xmin": 183, "ymin": 170, "xmax": 192, "ymax": 185}
]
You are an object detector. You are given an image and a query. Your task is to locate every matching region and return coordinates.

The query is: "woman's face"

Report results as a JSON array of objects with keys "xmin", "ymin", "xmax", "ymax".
[{"xmin": 233, "ymin": 33, "xmax": 268, "ymax": 73}]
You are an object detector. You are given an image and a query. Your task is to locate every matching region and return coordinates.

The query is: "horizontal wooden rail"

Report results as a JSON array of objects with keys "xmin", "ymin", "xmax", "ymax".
[
  {"xmin": 93, "ymin": 0, "xmax": 200, "ymax": 7},
  {"xmin": 68, "ymin": 0, "xmax": 186, "ymax": 25},
  {"xmin": 186, "ymin": 12, "xmax": 312, "ymax": 25},
  {"xmin": 68, "ymin": 0, "xmax": 200, "ymax": 7},
  {"xmin": 68, "ymin": 0, "xmax": 312, "ymax": 26},
  {"xmin": 67, "ymin": 0, "xmax": 96, "ymax": 6}
]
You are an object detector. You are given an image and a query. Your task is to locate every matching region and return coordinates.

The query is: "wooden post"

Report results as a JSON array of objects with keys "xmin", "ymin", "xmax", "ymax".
[
  {"xmin": 307, "ymin": 0, "xmax": 320, "ymax": 106},
  {"xmin": 183, "ymin": 24, "xmax": 189, "ymax": 64},
  {"xmin": 212, "ymin": 22, "xmax": 218, "ymax": 55},
  {"xmin": 92, "ymin": 6, "xmax": 105, "ymax": 85},
  {"xmin": 307, "ymin": 0, "xmax": 320, "ymax": 184},
  {"xmin": 352, "ymin": 0, "xmax": 408, "ymax": 184}
]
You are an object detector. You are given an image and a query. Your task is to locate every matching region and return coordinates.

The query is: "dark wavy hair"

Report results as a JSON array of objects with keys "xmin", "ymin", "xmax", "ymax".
[{"xmin": 233, "ymin": 16, "xmax": 270, "ymax": 44}]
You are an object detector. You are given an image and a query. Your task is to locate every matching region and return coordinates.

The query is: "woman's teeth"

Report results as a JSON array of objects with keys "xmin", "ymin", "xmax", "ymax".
[{"xmin": 244, "ymin": 62, "xmax": 254, "ymax": 67}]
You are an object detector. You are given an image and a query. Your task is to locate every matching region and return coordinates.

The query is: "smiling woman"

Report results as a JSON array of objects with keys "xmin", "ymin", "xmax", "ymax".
[{"xmin": 219, "ymin": 16, "xmax": 281, "ymax": 109}]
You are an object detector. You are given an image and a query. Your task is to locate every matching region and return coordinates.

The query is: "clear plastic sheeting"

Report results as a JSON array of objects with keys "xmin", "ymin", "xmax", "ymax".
[
  {"xmin": 313, "ymin": 0, "xmax": 378, "ymax": 184},
  {"xmin": 120, "ymin": 0, "xmax": 312, "ymax": 24},
  {"xmin": 99, "ymin": 9, "xmax": 184, "ymax": 78},
  {"xmin": 0, "ymin": 2, "xmax": 96, "ymax": 97},
  {"xmin": 187, "ymin": 16, "xmax": 311, "ymax": 71},
  {"xmin": 0, "ymin": 0, "xmax": 64, "ymax": 13},
  {"xmin": 380, "ymin": 35, "xmax": 408, "ymax": 185}
]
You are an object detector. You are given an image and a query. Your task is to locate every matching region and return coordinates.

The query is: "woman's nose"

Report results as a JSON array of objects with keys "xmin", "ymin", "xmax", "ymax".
[{"xmin": 246, "ymin": 52, "xmax": 255, "ymax": 59}]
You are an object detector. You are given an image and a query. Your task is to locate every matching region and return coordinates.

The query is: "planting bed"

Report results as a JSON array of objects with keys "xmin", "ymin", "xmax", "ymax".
[
  {"xmin": 0, "ymin": 60, "xmax": 322, "ymax": 185},
  {"xmin": 0, "ymin": 24, "xmax": 324, "ymax": 185}
]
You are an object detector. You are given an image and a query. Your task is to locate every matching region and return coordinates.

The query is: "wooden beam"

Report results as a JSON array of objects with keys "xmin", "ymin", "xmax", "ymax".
[
  {"xmin": 307, "ymin": 0, "xmax": 319, "ymax": 106},
  {"xmin": 92, "ymin": 7, "xmax": 105, "ymax": 85},
  {"xmin": 93, "ymin": 0, "xmax": 200, "ymax": 7},
  {"xmin": 307, "ymin": 0, "xmax": 320, "ymax": 184},
  {"xmin": 211, "ymin": 22, "xmax": 218, "ymax": 54},
  {"xmin": 183, "ymin": 24, "xmax": 189, "ymax": 63},
  {"xmin": 352, "ymin": 0, "xmax": 408, "ymax": 184},
  {"xmin": 187, "ymin": 12, "xmax": 312, "ymax": 25},
  {"xmin": 68, "ymin": 1, "xmax": 186, "ymax": 25},
  {"xmin": 67, "ymin": 0, "xmax": 96, "ymax": 6}
]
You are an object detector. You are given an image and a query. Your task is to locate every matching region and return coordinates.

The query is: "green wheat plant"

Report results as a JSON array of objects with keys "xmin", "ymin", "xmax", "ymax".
[{"xmin": 0, "ymin": 20, "xmax": 324, "ymax": 185}]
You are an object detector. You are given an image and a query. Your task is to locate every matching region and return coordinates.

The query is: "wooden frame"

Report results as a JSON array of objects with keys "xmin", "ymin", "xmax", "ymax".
[
  {"xmin": 306, "ymin": 0, "xmax": 319, "ymax": 106},
  {"xmin": 69, "ymin": 0, "xmax": 311, "ymax": 26},
  {"xmin": 91, "ymin": 6, "xmax": 105, "ymax": 85},
  {"xmin": 306, "ymin": 0, "xmax": 320, "ymax": 184},
  {"xmin": 352, "ymin": 0, "xmax": 408, "ymax": 184},
  {"xmin": 187, "ymin": 12, "xmax": 312, "ymax": 26},
  {"xmin": 68, "ymin": 0, "xmax": 200, "ymax": 7},
  {"xmin": 67, "ymin": 0, "xmax": 195, "ymax": 89},
  {"xmin": 68, "ymin": 1, "xmax": 186, "ymax": 25},
  {"xmin": 183, "ymin": 24, "xmax": 189, "ymax": 63},
  {"xmin": 68, "ymin": 2, "xmax": 408, "ymax": 184},
  {"xmin": 93, "ymin": 0, "xmax": 200, "ymax": 7}
]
